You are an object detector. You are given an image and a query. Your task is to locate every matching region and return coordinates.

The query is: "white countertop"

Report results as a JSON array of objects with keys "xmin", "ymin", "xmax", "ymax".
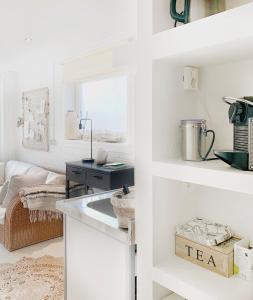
[{"xmin": 56, "ymin": 191, "xmax": 135, "ymax": 245}]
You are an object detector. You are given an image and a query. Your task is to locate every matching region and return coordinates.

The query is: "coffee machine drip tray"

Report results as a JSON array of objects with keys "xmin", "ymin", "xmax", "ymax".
[{"xmin": 214, "ymin": 150, "xmax": 249, "ymax": 171}]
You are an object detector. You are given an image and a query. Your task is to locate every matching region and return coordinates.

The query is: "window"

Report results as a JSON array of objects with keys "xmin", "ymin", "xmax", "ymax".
[{"xmin": 78, "ymin": 74, "xmax": 128, "ymax": 143}]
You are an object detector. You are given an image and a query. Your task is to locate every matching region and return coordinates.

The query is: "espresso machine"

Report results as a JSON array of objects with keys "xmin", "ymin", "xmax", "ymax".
[{"xmin": 214, "ymin": 96, "xmax": 253, "ymax": 170}]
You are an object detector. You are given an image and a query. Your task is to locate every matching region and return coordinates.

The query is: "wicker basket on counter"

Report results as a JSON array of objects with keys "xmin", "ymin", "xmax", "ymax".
[{"xmin": 111, "ymin": 188, "xmax": 135, "ymax": 229}]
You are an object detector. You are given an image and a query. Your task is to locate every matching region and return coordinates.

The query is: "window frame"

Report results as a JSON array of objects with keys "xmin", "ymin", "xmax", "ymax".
[{"xmin": 65, "ymin": 68, "xmax": 135, "ymax": 153}]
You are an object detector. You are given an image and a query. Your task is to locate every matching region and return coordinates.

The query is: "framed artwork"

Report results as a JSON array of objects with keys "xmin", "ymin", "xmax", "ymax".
[{"xmin": 22, "ymin": 87, "xmax": 49, "ymax": 151}]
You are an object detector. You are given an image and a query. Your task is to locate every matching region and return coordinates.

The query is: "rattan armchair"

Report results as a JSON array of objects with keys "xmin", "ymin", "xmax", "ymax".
[{"xmin": 0, "ymin": 196, "xmax": 63, "ymax": 251}]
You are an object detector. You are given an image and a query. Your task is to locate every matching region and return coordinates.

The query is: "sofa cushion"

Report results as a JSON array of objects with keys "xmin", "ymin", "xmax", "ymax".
[
  {"xmin": 2, "ymin": 174, "xmax": 47, "ymax": 208},
  {"xmin": 46, "ymin": 172, "xmax": 66, "ymax": 185},
  {"xmin": 26, "ymin": 166, "xmax": 49, "ymax": 182},
  {"xmin": 5, "ymin": 161, "xmax": 33, "ymax": 181},
  {"xmin": 0, "ymin": 181, "xmax": 9, "ymax": 205}
]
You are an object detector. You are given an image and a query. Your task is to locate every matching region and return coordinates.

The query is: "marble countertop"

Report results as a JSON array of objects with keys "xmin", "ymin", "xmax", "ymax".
[{"xmin": 56, "ymin": 191, "xmax": 135, "ymax": 246}]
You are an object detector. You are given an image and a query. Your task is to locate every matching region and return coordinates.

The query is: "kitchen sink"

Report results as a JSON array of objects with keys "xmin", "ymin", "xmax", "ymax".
[{"xmin": 87, "ymin": 198, "xmax": 116, "ymax": 218}]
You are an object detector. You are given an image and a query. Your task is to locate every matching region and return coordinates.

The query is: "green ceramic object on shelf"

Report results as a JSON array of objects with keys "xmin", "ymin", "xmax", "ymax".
[
  {"xmin": 214, "ymin": 150, "xmax": 249, "ymax": 171},
  {"xmin": 170, "ymin": 0, "xmax": 190, "ymax": 24},
  {"xmin": 170, "ymin": 0, "xmax": 225, "ymax": 25}
]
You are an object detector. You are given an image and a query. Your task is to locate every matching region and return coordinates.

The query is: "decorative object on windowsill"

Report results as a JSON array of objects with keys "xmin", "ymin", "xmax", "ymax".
[
  {"xmin": 96, "ymin": 148, "xmax": 108, "ymax": 165},
  {"xmin": 214, "ymin": 96, "xmax": 253, "ymax": 170},
  {"xmin": 175, "ymin": 233, "xmax": 241, "ymax": 278},
  {"xmin": 234, "ymin": 238, "xmax": 253, "ymax": 281},
  {"xmin": 180, "ymin": 119, "xmax": 216, "ymax": 161},
  {"xmin": 81, "ymin": 129, "xmax": 125, "ymax": 143},
  {"xmin": 79, "ymin": 118, "xmax": 94, "ymax": 163},
  {"xmin": 176, "ymin": 217, "xmax": 233, "ymax": 246},
  {"xmin": 111, "ymin": 185, "xmax": 135, "ymax": 229},
  {"xmin": 65, "ymin": 111, "xmax": 80, "ymax": 140},
  {"xmin": 18, "ymin": 87, "xmax": 49, "ymax": 151}
]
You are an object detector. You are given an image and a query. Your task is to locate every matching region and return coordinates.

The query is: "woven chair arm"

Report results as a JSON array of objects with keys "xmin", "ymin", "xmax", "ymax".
[
  {"xmin": 3, "ymin": 194, "xmax": 63, "ymax": 251},
  {"xmin": 5, "ymin": 196, "xmax": 24, "ymax": 224}
]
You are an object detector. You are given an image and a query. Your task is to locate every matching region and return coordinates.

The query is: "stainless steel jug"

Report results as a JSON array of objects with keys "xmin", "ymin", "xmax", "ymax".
[{"xmin": 180, "ymin": 119, "xmax": 215, "ymax": 161}]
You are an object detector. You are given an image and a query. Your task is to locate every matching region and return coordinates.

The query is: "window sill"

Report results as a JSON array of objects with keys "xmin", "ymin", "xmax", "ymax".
[{"xmin": 62, "ymin": 139, "xmax": 132, "ymax": 154}]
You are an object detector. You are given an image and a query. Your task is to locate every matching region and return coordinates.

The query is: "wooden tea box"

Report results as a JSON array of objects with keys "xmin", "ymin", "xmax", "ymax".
[{"xmin": 175, "ymin": 234, "xmax": 241, "ymax": 277}]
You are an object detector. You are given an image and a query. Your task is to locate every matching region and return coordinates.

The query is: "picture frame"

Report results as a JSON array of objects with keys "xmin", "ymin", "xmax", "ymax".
[{"xmin": 22, "ymin": 87, "xmax": 49, "ymax": 151}]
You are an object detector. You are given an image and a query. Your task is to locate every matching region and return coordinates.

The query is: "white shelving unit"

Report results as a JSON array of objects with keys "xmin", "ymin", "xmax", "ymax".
[
  {"xmin": 152, "ymin": 3, "xmax": 253, "ymax": 64},
  {"xmin": 136, "ymin": 1, "xmax": 253, "ymax": 300},
  {"xmin": 152, "ymin": 160, "xmax": 253, "ymax": 195},
  {"xmin": 153, "ymin": 258, "xmax": 253, "ymax": 300}
]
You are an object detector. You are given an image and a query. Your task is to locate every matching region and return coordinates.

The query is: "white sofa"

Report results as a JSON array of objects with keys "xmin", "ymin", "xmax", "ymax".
[
  {"xmin": 1, "ymin": 160, "xmax": 64, "ymax": 186},
  {"xmin": 0, "ymin": 160, "xmax": 65, "ymax": 251},
  {"xmin": 0, "ymin": 160, "xmax": 65, "ymax": 219}
]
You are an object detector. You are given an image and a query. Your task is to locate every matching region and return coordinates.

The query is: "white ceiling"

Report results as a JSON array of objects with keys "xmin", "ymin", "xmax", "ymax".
[{"xmin": 0, "ymin": 0, "xmax": 136, "ymax": 67}]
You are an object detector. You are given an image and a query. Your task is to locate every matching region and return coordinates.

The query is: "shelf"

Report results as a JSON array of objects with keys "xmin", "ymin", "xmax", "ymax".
[
  {"xmin": 152, "ymin": 159, "xmax": 253, "ymax": 195},
  {"xmin": 152, "ymin": 3, "xmax": 253, "ymax": 65},
  {"xmin": 153, "ymin": 257, "xmax": 253, "ymax": 300}
]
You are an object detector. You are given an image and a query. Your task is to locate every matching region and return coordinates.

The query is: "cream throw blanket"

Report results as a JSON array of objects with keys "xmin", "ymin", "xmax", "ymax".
[{"xmin": 19, "ymin": 185, "xmax": 66, "ymax": 223}]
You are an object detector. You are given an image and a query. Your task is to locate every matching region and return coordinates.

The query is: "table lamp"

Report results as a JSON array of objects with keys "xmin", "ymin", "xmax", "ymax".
[{"xmin": 79, "ymin": 118, "xmax": 95, "ymax": 163}]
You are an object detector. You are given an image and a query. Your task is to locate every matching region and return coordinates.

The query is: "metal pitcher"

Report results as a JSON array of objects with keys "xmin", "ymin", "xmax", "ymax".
[{"xmin": 180, "ymin": 119, "xmax": 215, "ymax": 161}]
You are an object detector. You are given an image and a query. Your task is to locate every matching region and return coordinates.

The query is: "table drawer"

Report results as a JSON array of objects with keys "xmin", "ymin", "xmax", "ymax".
[
  {"xmin": 67, "ymin": 166, "xmax": 86, "ymax": 184},
  {"xmin": 86, "ymin": 170, "xmax": 110, "ymax": 190}
]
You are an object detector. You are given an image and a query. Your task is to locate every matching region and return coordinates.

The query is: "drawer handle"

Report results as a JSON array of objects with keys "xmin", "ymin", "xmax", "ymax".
[
  {"xmin": 93, "ymin": 175, "xmax": 103, "ymax": 180},
  {"xmin": 72, "ymin": 170, "xmax": 81, "ymax": 175}
]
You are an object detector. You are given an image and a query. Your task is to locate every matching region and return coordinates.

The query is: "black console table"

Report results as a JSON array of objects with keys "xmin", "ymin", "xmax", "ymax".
[{"xmin": 66, "ymin": 161, "xmax": 134, "ymax": 198}]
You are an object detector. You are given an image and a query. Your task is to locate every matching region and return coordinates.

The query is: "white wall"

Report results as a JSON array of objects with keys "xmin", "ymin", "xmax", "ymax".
[
  {"xmin": 1, "ymin": 0, "xmax": 137, "ymax": 172},
  {"xmin": 0, "ymin": 72, "xmax": 19, "ymax": 162}
]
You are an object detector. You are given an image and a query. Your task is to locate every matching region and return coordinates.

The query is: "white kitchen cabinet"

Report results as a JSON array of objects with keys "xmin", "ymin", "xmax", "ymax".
[
  {"xmin": 57, "ymin": 191, "xmax": 136, "ymax": 300},
  {"xmin": 65, "ymin": 216, "xmax": 135, "ymax": 300}
]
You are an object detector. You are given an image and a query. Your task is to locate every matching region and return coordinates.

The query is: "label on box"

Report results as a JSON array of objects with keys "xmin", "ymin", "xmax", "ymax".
[{"xmin": 175, "ymin": 234, "xmax": 240, "ymax": 277}]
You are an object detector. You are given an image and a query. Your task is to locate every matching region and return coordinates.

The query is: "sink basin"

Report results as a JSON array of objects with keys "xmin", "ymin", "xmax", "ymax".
[{"xmin": 87, "ymin": 198, "xmax": 116, "ymax": 218}]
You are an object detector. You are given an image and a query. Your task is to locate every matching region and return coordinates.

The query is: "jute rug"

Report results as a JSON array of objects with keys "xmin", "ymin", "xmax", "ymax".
[{"xmin": 0, "ymin": 255, "xmax": 64, "ymax": 300}]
